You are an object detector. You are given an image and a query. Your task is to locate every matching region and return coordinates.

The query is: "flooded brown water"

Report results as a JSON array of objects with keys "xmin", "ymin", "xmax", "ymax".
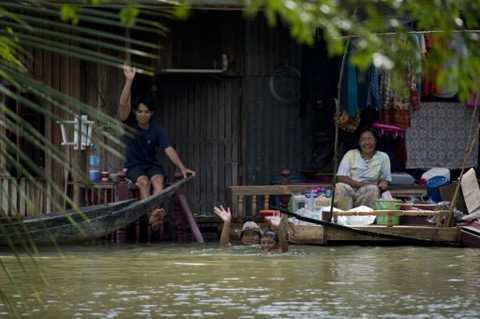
[{"xmin": 1, "ymin": 243, "xmax": 479, "ymax": 318}]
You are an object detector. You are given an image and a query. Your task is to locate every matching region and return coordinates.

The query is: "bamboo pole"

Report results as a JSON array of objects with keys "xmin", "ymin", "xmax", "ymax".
[
  {"xmin": 125, "ymin": 28, "xmax": 131, "ymax": 64},
  {"xmin": 444, "ymin": 91, "xmax": 480, "ymax": 227},
  {"xmin": 399, "ymin": 203, "xmax": 437, "ymax": 207},
  {"xmin": 328, "ymin": 24, "xmax": 355, "ymax": 222},
  {"xmin": 333, "ymin": 210, "xmax": 449, "ymax": 216}
]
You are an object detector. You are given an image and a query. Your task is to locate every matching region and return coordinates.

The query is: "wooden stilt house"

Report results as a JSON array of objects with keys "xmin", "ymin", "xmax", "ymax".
[{"xmin": 1, "ymin": 4, "xmax": 323, "ymax": 217}]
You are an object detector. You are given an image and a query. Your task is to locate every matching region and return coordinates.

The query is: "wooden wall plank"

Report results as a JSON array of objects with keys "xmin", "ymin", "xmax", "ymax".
[
  {"xmin": 243, "ymin": 17, "xmax": 306, "ymax": 187},
  {"xmin": 1, "ymin": 179, "xmax": 9, "ymax": 216},
  {"xmin": 8, "ymin": 10, "xmax": 310, "ymax": 218},
  {"xmin": 11, "ymin": 180, "xmax": 18, "ymax": 216},
  {"xmin": 18, "ymin": 179, "xmax": 26, "ymax": 217},
  {"xmin": 156, "ymin": 75, "xmax": 240, "ymax": 214}
]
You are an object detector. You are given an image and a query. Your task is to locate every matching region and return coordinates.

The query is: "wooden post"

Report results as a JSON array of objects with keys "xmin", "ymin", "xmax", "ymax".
[
  {"xmin": 173, "ymin": 172, "xmax": 188, "ymax": 242},
  {"xmin": 238, "ymin": 195, "xmax": 244, "ymax": 220},
  {"xmin": 177, "ymin": 194, "xmax": 204, "ymax": 243},
  {"xmin": 387, "ymin": 214, "xmax": 393, "ymax": 227},
  {"xmin": 115, "ymin": 182, "xmax": 130, "ymax": 201},
  {"xmin": 115, "ymin": 182, "xmax": 130, "ymax": 244},
  {"xmin": 264, "ymin": 195, "xmax": 270, "ymax": 210},
  {"xmin": 280, "ymin": 169, "xmax": 291, "ymax": 211}
]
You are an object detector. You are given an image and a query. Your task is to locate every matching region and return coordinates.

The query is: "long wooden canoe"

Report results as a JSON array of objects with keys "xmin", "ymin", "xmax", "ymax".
[{"xmin": 0, "ymin": 176, "xmax": 193, "ymax": 245}]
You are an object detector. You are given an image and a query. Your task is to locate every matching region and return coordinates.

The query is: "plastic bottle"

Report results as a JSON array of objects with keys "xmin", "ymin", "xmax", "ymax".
[{"xmin": 89, "ymin": 145, "xmax": 100, "ymax": 182}]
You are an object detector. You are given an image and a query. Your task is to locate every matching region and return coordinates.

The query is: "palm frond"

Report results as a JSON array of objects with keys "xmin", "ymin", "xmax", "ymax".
[{"xmin": 0, "ymin": 1, "xmax": 176, "ymax": 316}]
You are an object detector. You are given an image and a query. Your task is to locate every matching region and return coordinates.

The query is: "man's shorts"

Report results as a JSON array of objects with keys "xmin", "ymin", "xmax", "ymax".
[{"xmin": 126, "ymin": 165, "xmax": 166, "ymax": 183}]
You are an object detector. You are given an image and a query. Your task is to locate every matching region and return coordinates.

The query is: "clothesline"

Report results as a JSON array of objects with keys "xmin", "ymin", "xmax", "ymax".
[{"xmin": 338, "ymin": 29, "xmax": 480, "ymax": 39}]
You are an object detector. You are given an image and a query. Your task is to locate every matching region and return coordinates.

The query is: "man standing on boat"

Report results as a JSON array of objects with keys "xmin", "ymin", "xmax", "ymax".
[
  {"xmin": 335, "ymin": 127, "xmax": 392, "ymax": 211},
  {"xmin": 120, "ymin": 65, "xmax": 196, "ymax": 231}
]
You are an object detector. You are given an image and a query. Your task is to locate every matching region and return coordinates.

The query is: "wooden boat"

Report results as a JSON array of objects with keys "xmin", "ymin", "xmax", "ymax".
[
  {"xmin": 229, "ymin": 221, "xmax": 461, "ymax": 247},
  {"xmin": 460, "ymin": 220, "xmax": 480, "ymax": 248},
  {"xmin": 0, "ymin": 176, "xmax": 193, "ymax": 245},
  {"xmin": 230, "ymin": 207, "xmax": 463, "ymax": 247}
]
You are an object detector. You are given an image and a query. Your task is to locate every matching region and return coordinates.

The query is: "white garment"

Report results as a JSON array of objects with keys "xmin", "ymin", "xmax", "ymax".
[{"xmin": 337, "ymin": 149, "xmax": 392, "ymax": 183}]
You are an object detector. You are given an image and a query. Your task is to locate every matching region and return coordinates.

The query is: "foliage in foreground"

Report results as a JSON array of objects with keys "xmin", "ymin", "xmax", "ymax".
[
  {"xmin": 2, "ymin": 0, "xmax": 480, "ymax": 316},
  {"xmin": 0, "ymin": 1, "xmax": 171, "ymax": 316}
]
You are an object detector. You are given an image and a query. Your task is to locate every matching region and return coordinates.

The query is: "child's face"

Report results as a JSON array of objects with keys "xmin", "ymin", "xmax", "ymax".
[
  {"xmin": 260, "ymin": 237, "xmax": 277, "ymax": 251},
  {"xmin": 241, "ymin": 230, "xmax": 260, "ymax": 245}
]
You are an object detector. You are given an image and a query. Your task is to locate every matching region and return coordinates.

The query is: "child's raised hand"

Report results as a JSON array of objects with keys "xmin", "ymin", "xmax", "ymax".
[
  {"xmin": 270, "ymin": 211, "xmax": 282, "ymax": 230},
  {"xmin": 213, "ymin": 205, "xmax": 232, "ymax": 223}
]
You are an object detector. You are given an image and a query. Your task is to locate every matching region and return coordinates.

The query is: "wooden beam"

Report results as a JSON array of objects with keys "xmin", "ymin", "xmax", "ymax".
[
  {"xmin": 325, "ymin": 225, "xmax": 460, "ymax": 243},
  {"xmin": 227, "ymin": 184, "xmax": 426, "ymax": 197},
  {"xmin": 178, "ymin": 193, "xmax": 204, "ymax": 243},
  {"xmin": 287, "ymin": 224, "xmax": 326, "ymax": 244}
]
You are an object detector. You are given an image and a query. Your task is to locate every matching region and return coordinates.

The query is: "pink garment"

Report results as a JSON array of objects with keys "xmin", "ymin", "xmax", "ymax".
[
  {"xmin": 372, "ymin": 122, "xmax": 404, "ymax": 139},
  {"xmin": 467, "ymin": 93, "xmax": 479, "ymax": 109}
]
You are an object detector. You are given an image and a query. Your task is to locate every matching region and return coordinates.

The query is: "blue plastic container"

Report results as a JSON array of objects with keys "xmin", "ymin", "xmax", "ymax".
[{"xmin": 426, "ymin": 176, "xmax": 449, "ymax": 202}]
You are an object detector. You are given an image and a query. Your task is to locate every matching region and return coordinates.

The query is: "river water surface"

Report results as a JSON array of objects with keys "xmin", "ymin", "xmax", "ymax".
[{"xmin": 1, "ymin": 244, "xmax": 479, "ymax": 318}]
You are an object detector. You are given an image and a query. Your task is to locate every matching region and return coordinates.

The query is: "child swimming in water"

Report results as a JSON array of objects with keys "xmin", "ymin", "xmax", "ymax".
[
  {"xmin": 214, "ymin": 205, "xmax": 262, "ymax": 246},
  {"xmin": 260, "ymin": 211, "xmax": 288, "ymax": 253},
  {"xmin": 214, "ymin": 206, "xmax": 288, "ymax": 252}
]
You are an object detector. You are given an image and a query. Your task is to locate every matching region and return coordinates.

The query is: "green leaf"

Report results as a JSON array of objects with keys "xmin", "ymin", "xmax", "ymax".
[
  {"xmin": 60, "ymin": 4, "xmax": 79, "ymax": 25},
  {"xmin": 120, "ymin": 5, "xmax": 139, "ymax": 26},
  {"xmin": 173, "ymin": 3, "xmax": 191, "ymax": 20}
]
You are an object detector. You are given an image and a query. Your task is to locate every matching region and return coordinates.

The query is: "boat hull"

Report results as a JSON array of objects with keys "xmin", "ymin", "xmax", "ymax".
[
  {"xmin": 229, "ymin": 222, "xmax": 461, "ymax": 246},
  {"xmin": 0, "ymin": 176, "xmax": 192, "ymax": 245}
]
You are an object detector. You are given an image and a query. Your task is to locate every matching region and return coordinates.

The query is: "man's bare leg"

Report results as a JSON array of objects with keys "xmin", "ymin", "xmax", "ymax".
[
  {"xmin": 136, "ymin": 176, "xmax": 151, "ymax": 200},
  {"xmin": 148, "ymin": 174, "xmax": 166, "ymax": 231}
]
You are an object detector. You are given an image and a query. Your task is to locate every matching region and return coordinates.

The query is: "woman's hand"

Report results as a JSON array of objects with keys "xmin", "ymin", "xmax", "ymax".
[
  {"xmin": 378, "ymin": 180, "xmax": 389, "ymax": 192},
  {"xmin": 214, "ymin": 205, "xmax": 232, "ymax": 223}
]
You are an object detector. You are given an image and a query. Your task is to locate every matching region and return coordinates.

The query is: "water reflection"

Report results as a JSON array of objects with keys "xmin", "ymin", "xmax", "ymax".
[{"xmin": 0, "ymin": 244, "xmax": 479, "ymax": 318}]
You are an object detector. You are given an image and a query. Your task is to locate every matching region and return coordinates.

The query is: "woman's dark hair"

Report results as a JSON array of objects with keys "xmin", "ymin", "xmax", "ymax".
[
  {"xmin": 356, "ymin": 127, "xmax": 378, "ymax": 151},
  {"xmin": 132, "ymin": 95, "xmax": 154, "ymax": 112},
  {"xmin": 262, "ymin": 230, "xmax": 279, "ymax": 243}
]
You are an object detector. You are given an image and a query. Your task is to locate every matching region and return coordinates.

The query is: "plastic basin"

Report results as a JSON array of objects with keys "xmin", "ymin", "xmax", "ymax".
[
  {"xmin": 259, "ymin": 210, "xmax": 275, "ymax": 223},
  {"xmin": 375, "ymin": 199, "xmax": 402, "ymax": 225},
  {"xmin": 426, "ymin": 176, "xmax": 449, "ymax": 202}
]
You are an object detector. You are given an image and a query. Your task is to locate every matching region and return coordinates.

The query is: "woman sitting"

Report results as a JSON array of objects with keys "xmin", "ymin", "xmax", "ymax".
[
  {"xmin": 214, "ymin": 206, "xmax": 288, "ymax": 252},
  {"xmin": 335, "ymin": 127, "xmax": 392, "ymax": 211}
]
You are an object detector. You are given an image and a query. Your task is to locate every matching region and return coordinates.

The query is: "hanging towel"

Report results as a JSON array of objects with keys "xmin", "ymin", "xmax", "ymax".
[
  {"xmin": 358, "ymin": 64, "xmax": 381, "ymax": 111},
  {"xmin": 340, "ymin": 42, "xmax": 359, "ymax": 116}
]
